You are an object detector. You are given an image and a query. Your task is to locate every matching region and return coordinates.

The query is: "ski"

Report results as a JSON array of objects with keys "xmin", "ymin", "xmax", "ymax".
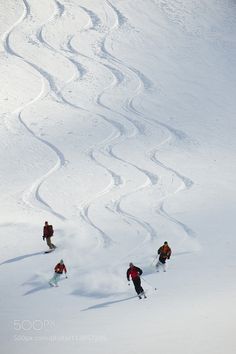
[{"xmin": 44, "ymin": 249, "xmax": 55, "ymax": 254}]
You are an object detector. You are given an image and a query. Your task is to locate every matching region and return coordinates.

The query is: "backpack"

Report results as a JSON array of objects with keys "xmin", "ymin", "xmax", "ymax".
[{"xmin": 48, "ymin": 225, "xmax": 54, "ymax": 236}]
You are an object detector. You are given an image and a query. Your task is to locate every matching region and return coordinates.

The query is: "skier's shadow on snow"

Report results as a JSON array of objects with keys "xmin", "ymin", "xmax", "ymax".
[
  {"xmin": 23, "ymin": 284, "xmax": 51, "ymax": 296},
  {"xmin": 23, "ymin": 278, "xmax": 67, "ymax": 296},
  {"xmin": 0, "ymin": 252, "xmax": 43, "ymax": 266},
  {"xmin": 81, "ymin": 296, "xmax": 137, "ymax": 311}
]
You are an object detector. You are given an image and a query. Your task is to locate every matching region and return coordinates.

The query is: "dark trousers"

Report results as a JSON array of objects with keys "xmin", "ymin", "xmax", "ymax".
[
  {"xmin": 159, "ymin": 255, "xmax": 167, "ymax": 264},
  {"xmin": 132, "ymin": 277, "xmax": 144, "ymax": 295},
  {"xmin": 46, "ymin": 237, "xmax": 56, "ymax": 249}
]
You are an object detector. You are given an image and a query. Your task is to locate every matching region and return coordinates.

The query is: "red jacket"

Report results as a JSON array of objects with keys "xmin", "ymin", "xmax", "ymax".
[
  {"xmin": 43, "ymin": 225, "xmax": 54, "ymax": 238},
  {"xmin": 127, "ymin": 266, "xmax": 143, "ymax": 281},
  {"xmin": 158, "ymin": 245, "xmax": 171, "ymax": 259},
  {"xmin": 54, "ymin": 263, "xmax": 67, "ymax": 274}
]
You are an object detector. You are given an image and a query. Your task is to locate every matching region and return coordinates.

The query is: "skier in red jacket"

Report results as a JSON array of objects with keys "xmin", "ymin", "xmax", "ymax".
[
  {"xmin": 49, "ymin": 260, "xmax": 67, "ymax": 287},
  {"xmin": 43, "ymin": 221, "xmax": 56, "ymax": 250},
  {"xmin": 127, "ymin": 263, "xmax": 146, "ymax": 299}
]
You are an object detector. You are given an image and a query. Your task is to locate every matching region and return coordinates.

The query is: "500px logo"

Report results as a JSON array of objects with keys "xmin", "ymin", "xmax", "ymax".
[{"xmin": 13, "ymin": 320, "xmax": 56, "ymax": 331}]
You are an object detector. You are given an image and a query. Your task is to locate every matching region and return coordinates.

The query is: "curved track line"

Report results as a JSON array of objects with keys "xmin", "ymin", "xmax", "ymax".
[
  {"xmin": 32, "ymin": 2, "xmax": 128, "ymax": 247},
  {"xmin": 158, "ymin": 201, "xmax": 196, "ymax": 238},
  {"xmin": 54, "ymin": 0, "xmax": 65, "ymax": 17},
  {"xmin": 5, "ymin": 0, "xmax": 195, "ymax": 250},
  {"xmin": 150, "ymin": 148, "xmax": 195, "ymax": 237},
  {"xmin": 35, "ymin": 0, "xmax": 86, "ymax": 90},
  {"xmin": 64, "ymin": 1, "xmax": 195, "ymax": 252},
  {"xmin": 2, "ymin": 0, "xmax": 29, "ymax": 57},
  {"xmin": 104, "ymin": 2, "xmax": 195, "ymax": 240},
  {"xmin": 78, "ymin": 6, "xmax": 161, "ymax": 238},
  {"xmin": 79, "ymin": 5, "xmax": 102, "ymax": 31},
  {"xmin": 107, "ymin": 182, "xmax": 159, "ymax": 244},
  {"xmin": 18, "ymin": 112, "xmax": 66, "ymax": 220},
  {"xmin": 1, "ymin": 0, "xmax": 71, "ymax": 219},
  {"xmin": 4, "ymin": 0, "xmax": 86, "ymax": 108},
  {"xmin": 124, "ymin": 84, "xmax": 196, "ymax": 241},
  {"xmin": 79, "ymin": 206, "xmax": 113, "ymax": 248},
  {"xmin": 105, "ymin": 0, "xmax": 129, "ymax": 28},
  {"xmin": 71, "ymin": 3, "xmax": 162, "ymax": 248},
  {"xmin": 150, "ymin": 148, "xmax": 194, "ymax": 189},
  {"xmin": 78, "ymin": 126, "xmax": 124, "ymax": 248},
  {"xmin": 67, "ymin": 34, "xmax": 144, "ymax": 136},
  {"xmin": 58, "ymin": 7, "xmax": 147, "ymax": 244},
  {"xmin": 98, "ymin": 2, "xmax": 196, "ymax": 246}
]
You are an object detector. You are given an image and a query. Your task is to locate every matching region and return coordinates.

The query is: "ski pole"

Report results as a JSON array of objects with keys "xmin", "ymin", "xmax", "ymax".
[
  {"xmin": 141, "ymin": 276, "xmax": 157, "ymax": 291},
  {"xmin": 151, "ymin": 255, "xmax": 158, "ymax": 266}
]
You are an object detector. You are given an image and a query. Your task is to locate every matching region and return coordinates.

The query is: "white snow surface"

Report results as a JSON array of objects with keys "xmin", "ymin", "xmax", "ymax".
[{"xmin": 1, "ymin": 0, "xmax": 236, "ymax": 353}]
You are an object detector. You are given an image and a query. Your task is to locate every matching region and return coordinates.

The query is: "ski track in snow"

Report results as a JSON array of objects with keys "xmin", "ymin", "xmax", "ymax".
[
  {"xmin": 79, "ymin": 5, "xmax": 103, "ymax": 32},
  {"xmin": 56, "ymin": 4, "xmax": 148, "ymax": 247},
  {"xmin": 1, "ymin": 0, "xmax": 92, "ymax": 221},
  {"xmin": 18, "ymin": 111, "xmax": 67, "ymax": 221},
  {"xmin": 1, "ymin": 0, "xmax": 196, "ymax": 253},
  {"xmin": 96, "ymin": 1, "xmax": 196, "ymax": 243},
  {"xmin": 47, "ymin": 0, "xmax": 195, "ymax": 250},
  {"xmin": 71, "ymin": 1, "xmax": 191, "ymax": 255},
  {"xmin": 1, "ymin": 0, "xmax": 74, "ymax": 220},
  {"xmin": 105, "ymin": 0, "xmax": 129, "ymax": 28},
  {"xmin": 73, "ymin": 2, "xmax": 162, "ymax": 248},
  {"xmin": 21, "ymin": 1, "xmax": 125, "ymax": 248},
  {"xmin": 89, "ymin": 1, "xmax": 196, "ymax": 250},
  {"xmin": 150, "ymin": 148, "xmax": 196, "ymax": 238}
]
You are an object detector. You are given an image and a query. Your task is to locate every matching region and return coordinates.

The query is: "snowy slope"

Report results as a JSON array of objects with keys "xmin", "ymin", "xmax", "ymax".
[{"xmin": 0, "ymin": 1, "xmax": 236, "ymax": 353}]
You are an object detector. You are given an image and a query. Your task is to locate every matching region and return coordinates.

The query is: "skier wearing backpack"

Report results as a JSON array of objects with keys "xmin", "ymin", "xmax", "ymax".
[
  {"xmin": 49, "ymin": 259, "xmax": 67, "ymax": 287},
  {"xmin": 156, "ymin": 241, "xmax": 172, "ymax": 272},
  {"xmin": 43, "ymin": 221, "xmax": 56, "ymax": 250},
  {"xmin": 127, "ymin": 263, "xmax": 146, "ymax": 299}
]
